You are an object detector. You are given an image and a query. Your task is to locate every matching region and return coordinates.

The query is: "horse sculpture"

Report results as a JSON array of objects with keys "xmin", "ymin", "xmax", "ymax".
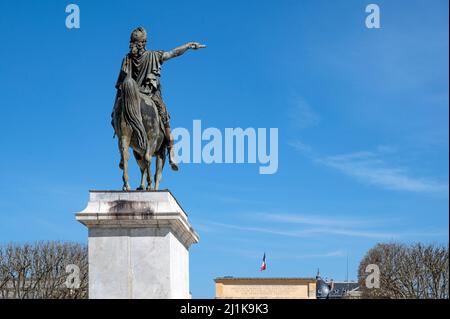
[
  {"xmin": 111, "ymin": 27, "xmax": 206, "ymax": 190},
  {"xmin": 112, "ymin": 75, "xmax": 166, "ymax": 191}
]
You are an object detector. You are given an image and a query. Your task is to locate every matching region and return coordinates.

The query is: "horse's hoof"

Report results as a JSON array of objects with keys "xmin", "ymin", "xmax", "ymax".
[
  {"xmin": 146, "ymin": 186, "xmax": 153, "ymax": 191},
  {"xmin": 136, "ymin": 186, "xmax": 145, "ymax": 191},
  {"xmin": 170, "ymin": 162, "xmax": 179, "ymax": 171},
  {"xmin": 122, "ymin": 184, "xmax": 130, "ymax": 191}
]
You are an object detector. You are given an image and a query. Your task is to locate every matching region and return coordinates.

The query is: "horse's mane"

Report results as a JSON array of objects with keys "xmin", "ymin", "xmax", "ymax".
[{"xmin": 121, "ymin": 77, "xmax": 148, "ymax": 153}]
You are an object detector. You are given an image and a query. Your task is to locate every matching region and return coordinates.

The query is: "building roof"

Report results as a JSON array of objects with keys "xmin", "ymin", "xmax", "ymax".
[
  {"xmin": 214, "ymin": 277, "xmax": 316, "ymax": 282},
  {"xmin": 327, "ymin": 282, "xmax": 360, "ymax": 299}
]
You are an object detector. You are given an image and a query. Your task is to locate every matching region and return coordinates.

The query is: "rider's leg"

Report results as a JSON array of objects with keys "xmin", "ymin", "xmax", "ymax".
[
  {"xmin": 152, "ymin": 92, "xmax": 179, "ymax": 171},
  {"xmin": 164, "ymin": 124, "xmax": 179, "ymax": 171}
]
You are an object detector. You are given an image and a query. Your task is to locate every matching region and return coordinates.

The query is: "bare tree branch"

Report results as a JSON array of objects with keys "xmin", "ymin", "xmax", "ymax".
[
  {"xmin": 0, "ymin": 241, "xmax": 88, "ymax": 299},
  {"xmin": 358, "ymin": 242, "xmax": 449, "ymax": 299}
]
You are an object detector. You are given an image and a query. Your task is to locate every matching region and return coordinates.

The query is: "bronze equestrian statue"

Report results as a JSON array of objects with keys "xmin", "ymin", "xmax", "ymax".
[{"xmin": 112, "ymin": 27, "xmax": 206, "ymax": 190}]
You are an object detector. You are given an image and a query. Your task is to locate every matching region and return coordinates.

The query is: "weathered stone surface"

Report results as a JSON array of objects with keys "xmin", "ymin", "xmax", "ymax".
[{"xmin": 76, "ymin": 190, "xmax": 199, "ymax": 299}]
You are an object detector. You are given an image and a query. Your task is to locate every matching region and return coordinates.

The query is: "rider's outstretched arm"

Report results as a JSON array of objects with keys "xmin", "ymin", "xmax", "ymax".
[{"xmin": 162, "ymin": 42, "xmax": 206, "ymax": 61}]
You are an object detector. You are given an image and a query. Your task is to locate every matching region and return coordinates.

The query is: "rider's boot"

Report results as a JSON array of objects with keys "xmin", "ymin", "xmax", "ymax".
[{"xmin": 165, "ymin": 126, "xmax": 179, "ymax": 171}]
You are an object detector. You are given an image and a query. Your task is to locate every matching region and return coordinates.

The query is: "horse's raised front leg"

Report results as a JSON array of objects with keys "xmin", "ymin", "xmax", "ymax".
[
  {"xmin": 119, "ymin": 136, "xmax": 131, "ymax": 191},
  {"xmin": 154, "ymin": 150, "xmax": 166, "ymax": 190}
]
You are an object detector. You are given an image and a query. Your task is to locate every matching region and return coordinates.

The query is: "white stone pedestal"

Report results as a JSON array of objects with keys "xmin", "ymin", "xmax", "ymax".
[{"xmin": 75, "ymin": 190, "xmax": 199, "ymax": 299}]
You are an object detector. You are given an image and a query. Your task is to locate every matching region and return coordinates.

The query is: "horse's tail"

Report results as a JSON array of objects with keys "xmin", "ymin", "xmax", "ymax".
[{"xmin": 121, "ymin": 77, "xmax": 147, "ymax": 152}]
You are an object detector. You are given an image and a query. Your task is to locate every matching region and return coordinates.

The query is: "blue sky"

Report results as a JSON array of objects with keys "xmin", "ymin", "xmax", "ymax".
[{"xmin": 0, "ymin": 0, "xmax": 448, "ymax": 298}]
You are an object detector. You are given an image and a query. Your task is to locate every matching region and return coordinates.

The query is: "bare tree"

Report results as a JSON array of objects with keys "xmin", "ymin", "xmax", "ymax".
[
  {"xmin": 358, "ymin": 242, "xmax": 449, "ymax": 299},
  {"xmin": 0, "ymin": 241, "xmax": 88, "ymax": 299}
]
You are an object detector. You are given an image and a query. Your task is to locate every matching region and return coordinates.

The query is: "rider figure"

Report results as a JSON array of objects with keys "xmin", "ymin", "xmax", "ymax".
[{"xmin": 113, "ymin": 27, "xmax": 205, "ymax": 171}]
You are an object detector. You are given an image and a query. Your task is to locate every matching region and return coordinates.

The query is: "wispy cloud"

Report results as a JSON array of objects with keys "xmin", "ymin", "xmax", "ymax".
[
  {"xmin": 290, "ymin": 141, "xmax": 449, "ymax": 195},
  {"xmin": 289, "ymin": 96, "xmax": 320, "ymax": 129},
  {"xmin": 275, "ymin": 250, "xmax": 346, "ymax": 259},
  {"xmin": 206, "ymin": 194, "xmax": 268, "ymax": 205},
  {"xmin": 318, "ymin": 152, "xmax": 448, "ymax": 194},
  {"xmin": 207, "ymin": 221, "xmax": 398, "ymax": 240},
  {"xmin": 203, "ymin": 213, "xmax": 448, "ymax": 240},
  {"xmin": 256, "ymin": 212, "xmax": 376, "ymax": 227},
  {"xmin": 212, "ymin": 247, "xmax": 346, "ymax": 260}
]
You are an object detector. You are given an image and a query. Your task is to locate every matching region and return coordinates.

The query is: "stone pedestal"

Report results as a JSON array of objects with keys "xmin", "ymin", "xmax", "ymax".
[{"xmin": 75, "ymin": 190, "xmax": 199, "ymax": 299}]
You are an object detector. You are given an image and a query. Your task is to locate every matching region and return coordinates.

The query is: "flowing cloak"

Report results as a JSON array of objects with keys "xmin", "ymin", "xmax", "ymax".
[
  {"xmin": 115, "ymin": 50, "xmax": 164, "ymax": 94},
  {"xmin": 112, "ymin": 50, "xmax": 164, "ymax": 152}
]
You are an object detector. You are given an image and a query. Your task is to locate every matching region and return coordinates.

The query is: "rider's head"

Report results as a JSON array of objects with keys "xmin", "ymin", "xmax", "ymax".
[{"xmin": 129, "ymin": 27, "xmax": 147, "ymax": 57}]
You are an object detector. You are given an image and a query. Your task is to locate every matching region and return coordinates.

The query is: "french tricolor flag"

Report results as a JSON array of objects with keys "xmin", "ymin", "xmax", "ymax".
[{"xmin": 260, "ymin": 253, "xmax": 267, "ymax": 271}]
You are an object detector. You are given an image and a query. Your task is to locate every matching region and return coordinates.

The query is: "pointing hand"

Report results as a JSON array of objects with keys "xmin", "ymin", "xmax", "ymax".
[{"xmin": 189, "ymin": 42, "xmax": 207, "ymax": 50}]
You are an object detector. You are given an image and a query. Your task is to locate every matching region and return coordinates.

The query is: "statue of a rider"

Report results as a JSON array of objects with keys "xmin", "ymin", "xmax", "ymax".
[{"xmin": 112, "ymin": 26, "xmax": 206, "ymax": 171}]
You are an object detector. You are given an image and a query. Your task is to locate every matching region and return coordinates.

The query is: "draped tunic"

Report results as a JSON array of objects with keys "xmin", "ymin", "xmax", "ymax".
[{"xmin": 116, "ymin": 50, "xmax": 164, "ymax": 95}]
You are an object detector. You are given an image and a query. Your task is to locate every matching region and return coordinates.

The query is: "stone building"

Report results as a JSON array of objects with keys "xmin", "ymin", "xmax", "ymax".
[{"xmin": 214, "ymin": 277, "xmax": 317, "ymax": 299}]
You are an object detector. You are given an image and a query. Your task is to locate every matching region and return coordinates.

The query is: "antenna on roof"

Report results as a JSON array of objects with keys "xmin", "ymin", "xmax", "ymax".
[{"xmin": 346, "ymin": 254, "xmax": 349, "ymax": 292}]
